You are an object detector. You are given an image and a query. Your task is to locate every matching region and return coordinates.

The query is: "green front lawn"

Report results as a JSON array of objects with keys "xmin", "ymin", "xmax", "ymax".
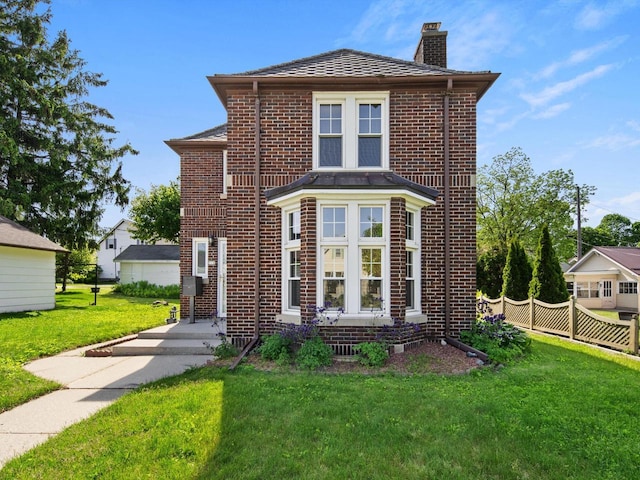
[
  {"xmin": 2, "ymin": 333, "xmax": 639, "ymax": 479},
  {"xmin": 0, "ymin": 285, "xmax": 172, "ymax": 412}
]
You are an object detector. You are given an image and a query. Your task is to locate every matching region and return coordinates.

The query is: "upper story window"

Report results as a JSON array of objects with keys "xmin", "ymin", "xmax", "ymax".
[{"xmin": 313, "ymin": 92, "xmax": 389, "ymax": 170}]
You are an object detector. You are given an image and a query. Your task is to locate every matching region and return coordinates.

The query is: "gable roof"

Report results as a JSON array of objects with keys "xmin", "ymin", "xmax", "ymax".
[
  {"xmin": 98, "ymin": 219, "xmax": 133, "ymax": 243},
  {"xmin": 209, "ymin": 48, "xmax": 499, "ymax": 106},
  {"xmin": 0, "ymin": 215, "xmax": 67, "ymax": 253},
  {"xmin": 592, "ymin": 246, "xmax": 640, "ymax": 275},
  {"xmin": 113, "ymin": 245, "xmax": 179, "ymax": 262},
  {"xmin": 567, "ymin": 246, "xmax": 640, "ymax": 277}
]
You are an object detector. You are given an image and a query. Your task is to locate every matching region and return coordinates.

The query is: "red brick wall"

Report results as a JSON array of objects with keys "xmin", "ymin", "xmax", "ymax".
[
  {"xmin": 178, "ymin": 85, "xmax": 478, "ymax": 344},
  {"xmin": 179, "ymin": 147, "xmax": 226, "ymax": 319}
]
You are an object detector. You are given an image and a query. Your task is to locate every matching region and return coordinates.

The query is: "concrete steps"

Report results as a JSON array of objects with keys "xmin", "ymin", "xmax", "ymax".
[{"xmin": 112, "ymin": 320, "xmax": 223, "ymax": 356}]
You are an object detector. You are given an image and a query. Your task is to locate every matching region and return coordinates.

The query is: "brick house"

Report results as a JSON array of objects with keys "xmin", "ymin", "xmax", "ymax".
[{"xmin": 166, "ymin": 23, "xmax": 499, "ymax": 351}]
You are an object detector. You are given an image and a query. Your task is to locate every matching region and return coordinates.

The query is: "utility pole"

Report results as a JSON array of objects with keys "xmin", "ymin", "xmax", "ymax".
[{"xmin": 576, "ymin": 186, "xmax": 582, "ymax": 260}]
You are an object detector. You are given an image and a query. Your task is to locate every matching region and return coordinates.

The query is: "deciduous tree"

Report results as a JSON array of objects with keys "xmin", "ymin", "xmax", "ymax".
[
  {"xmin": 129, "ymin": 180, "xmax": 180, "ymax": 244},
  {"xmin": 477, "ymin": 147, "xmax": 595, "ymax": 262}
]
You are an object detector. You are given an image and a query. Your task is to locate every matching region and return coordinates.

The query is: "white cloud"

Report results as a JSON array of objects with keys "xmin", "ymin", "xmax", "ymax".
[
  {"xmin": 575, "ymin": 1, "xmax": 639, "ymax": 30},
  {"xmin": 521, "ymin": 64, "xmax": 614, "ymax": 107},
  {"xmin": 536, "ymin": 37, "xmax": 626, "ymax": 79},
  {"xmin": 532, "ymin": 103, "xmax": 571, "ymax": 119},
  {"xmin": 585, "ymin": 133, "xmax": 640, "ymax": 150},
  {"xmin": 588, "ymin": 191, "xmax": 640, "ymax": 224}
]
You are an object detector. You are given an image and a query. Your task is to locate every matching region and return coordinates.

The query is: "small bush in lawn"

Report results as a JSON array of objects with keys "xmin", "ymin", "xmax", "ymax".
[
  {"xmin": 210, "ymin": 334, "xmax": 238, "ymax": 359},
  {"xmin": 296, "ymin": 337, "xmax": 333, "ymax": 370},
  {"xmin": 353, "ymin": 341, "xmax": 389, "ymax": 367},
  {"xmin": 258, "ymin": 334, "xmax": 293, "ymax": 365},
  {"xmin": 461, "ymin": 313, "xmax": 531, "ymax": 364}
]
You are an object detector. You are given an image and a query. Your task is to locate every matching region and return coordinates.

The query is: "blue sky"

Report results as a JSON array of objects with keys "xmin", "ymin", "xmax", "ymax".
[{"xmin": 45, "ymin": 0, "xmax": 640, "ymax": 231}]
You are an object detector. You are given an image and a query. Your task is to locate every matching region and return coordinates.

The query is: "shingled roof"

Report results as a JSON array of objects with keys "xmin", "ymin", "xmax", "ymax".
[
  {"xmin": 165, "ymin": 123, "xmax": 227, "ymax": 153},
  {"xmin": 0, "ymin": 215, "xmax": 67, "ymax": 253},
  {"xmin": 227, "ymin": 49, "xmax": 478, "ymax": 78},
  {"xmin": 593, "ymin": 246, "xmax": 640, "ymax": 275},
  {"xmin": 208, "ymin": 48, "xmax": 499, "ymax": 106},
  {"xmin": 265, "ymin": 171, "xmax": 438, "ymax": 205},
  {"xmin": 113, "ymin": 245, "xmax": 179, "ymax": 262}
]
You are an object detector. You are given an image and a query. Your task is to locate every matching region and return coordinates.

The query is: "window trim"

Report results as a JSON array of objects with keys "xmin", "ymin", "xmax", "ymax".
[
  {"xmin": 313, "ymin": 92, "xmax": 389, "ymax": 170},
  {"xmin": 618, "ymin": 281, "xmax": 638, "ymax": 295},
  {"xmin": 192, "ymin": 237, "xmax": 209, "ymax": 278},
  {"xmin": 282, "ymin": 206, "xmax": 301, "ymax": 313},
  {"xmin": 318, "ymin": 199, "xmax": 389, "ymax": 316},
  {"xmin": 405, "ymin": 206, "xmax": 421, "ymax": 314}
]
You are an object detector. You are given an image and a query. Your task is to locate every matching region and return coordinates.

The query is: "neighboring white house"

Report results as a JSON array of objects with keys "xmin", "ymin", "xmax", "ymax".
[
  {"xmin": 96, "ymin": 219, "xmax": 140, "ymax": 281},
  {"xmin": 113, "ymin": 245, "xmax": 180, "ymax": 286},
  {"xmin": 0, "ymin": 215, "xmax": 67, "ymax": 313},
  {"xmin": 564, "ymin": 246, "xmax": 640, "ymax": 313},
  {"xmin": 97, "ymin": 219, "xmax": 175, "ymax": 281}
]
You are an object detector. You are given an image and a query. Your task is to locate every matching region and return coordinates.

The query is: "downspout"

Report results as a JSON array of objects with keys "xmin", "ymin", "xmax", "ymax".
[
  {"xmin": 253, "ymin": 80, "xmax": 261, "ymax": 339},
  {"xmin": 444, "ymin": 78, "xmax": 452, "ymax": 337}
]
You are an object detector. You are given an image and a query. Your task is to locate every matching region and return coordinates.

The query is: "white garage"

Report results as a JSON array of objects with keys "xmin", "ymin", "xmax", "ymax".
[
  {"xmin": 0, "ymin": 215, "xmax": 67, "ymax": 313},
  {"xmin": 114, "ymin": 245, "xmax": 179, "ymax": 286}
]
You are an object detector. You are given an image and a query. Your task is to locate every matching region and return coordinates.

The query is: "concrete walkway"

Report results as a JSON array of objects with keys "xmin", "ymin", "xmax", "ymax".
[{"xmin": 0, "ymin": 337, "xmax": 213, "ymax": 469}]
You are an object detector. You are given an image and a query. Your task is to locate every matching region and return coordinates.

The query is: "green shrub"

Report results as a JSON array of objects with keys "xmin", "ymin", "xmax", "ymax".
[
  {"xmin": 296, "ymin": 337, "xmax": 333, "ymax": 370},
  {"xmin": 211, "ymin": 336, "xmax": 239, "ymax": 359},
  {"xmin": 112, "ymin": 281, "xmax": 180, "ymax": 299},
  {"xmin": 461, "ymin": 313, "xmax": 531, "ymax": 364},
  {"xmin": 258, "ymin": 334, "xmax": 292, "ymax": 364},
  {"xmin": 353, "ymin": 341, "xmax": 389, "ymax": 367}
]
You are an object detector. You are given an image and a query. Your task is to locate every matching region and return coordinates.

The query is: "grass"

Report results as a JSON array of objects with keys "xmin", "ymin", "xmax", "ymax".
[
  {"xmin": 590, "ymin": 309, "xmax": 623, "ymax": 320},
  {"xmin": 2, "ymin": 333, "xmax": 640, "ymax": 479},
  {"xmin": 0, "ymin": 285, "xmax": 173, "ymax": 412}
]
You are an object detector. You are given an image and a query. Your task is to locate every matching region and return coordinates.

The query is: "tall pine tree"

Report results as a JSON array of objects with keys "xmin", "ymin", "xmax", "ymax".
[
  {"xmin": 529, "ymin": 225, "xmax": 569, "ymax": 303},
  {"xmin": 501, "ymin": 239, "xmax": 532, "ymax": 300},
  {"xmin": 0, "ymin": 0, "xmax": 135, "ymax": 250}
]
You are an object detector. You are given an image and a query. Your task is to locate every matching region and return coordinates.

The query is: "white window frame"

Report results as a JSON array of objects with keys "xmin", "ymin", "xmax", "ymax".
[
  {"xmin": 313, "ymin": 92, "xmax": 389, "ymax": 170},
  {"xmin": 318, "ymin": 199, "xmax": 389, "ymax": 316},
  {"xmin": 192, "ymin": 237, "xmax": 209, "ymax": 278},
  {"xmin": 405, "ymin": 207, "xmax": 421, "ymax": 314},
  {"xmin": 217, "ymin": 238, "xmax": 227, "ymax": 318},
  {"xmin": 618, "ymin": 281, "xmax": 638, "ymax": 295},
  {"xmin": 282, "ymin": 206, "xmax": 301, "ymax": 313}
]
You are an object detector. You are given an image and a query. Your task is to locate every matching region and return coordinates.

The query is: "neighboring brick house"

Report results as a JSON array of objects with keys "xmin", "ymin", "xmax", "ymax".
[{"xmin": 166, "ymin": 23, "xmax": 499, "ymax": 350}]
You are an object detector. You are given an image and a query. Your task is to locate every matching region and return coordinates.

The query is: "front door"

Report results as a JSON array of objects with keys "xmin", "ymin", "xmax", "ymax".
[
  {"xmin": 217, "ymin": 238, "xmax": 227, "ymax": 333},
  {"xmin": 601, "ymin": 280, "xmax": 614, "ymax": 309}
]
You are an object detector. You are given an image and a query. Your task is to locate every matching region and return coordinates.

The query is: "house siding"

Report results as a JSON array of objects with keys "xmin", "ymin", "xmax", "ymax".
[
  {"xmin": 178, "ymin": 84, "xmax": 478, "ymax": 345},
  {"xmin": 0, "ymin": 246, "xmax": 56, "ymax": 313}
]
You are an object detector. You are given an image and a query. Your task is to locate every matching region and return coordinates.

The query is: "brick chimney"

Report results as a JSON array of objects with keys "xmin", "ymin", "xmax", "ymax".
[{"xmin": 413, "ymin": 22, "xmax": 447, "ymax": 68}]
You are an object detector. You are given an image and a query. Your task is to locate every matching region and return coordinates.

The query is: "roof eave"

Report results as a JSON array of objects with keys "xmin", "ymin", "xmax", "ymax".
[
  {"xmin": 164, "ymin": 138, "xmax": 227, "ymax": 154},
  {"xmin": 208, "ymin": 72, "xmax": 500, "ymax": 107}
]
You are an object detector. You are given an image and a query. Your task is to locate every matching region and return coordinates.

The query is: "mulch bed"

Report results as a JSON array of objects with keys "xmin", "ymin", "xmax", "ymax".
[{"xmin": 213, "ymin": 341, "xmax": 484, "ymax": 375}]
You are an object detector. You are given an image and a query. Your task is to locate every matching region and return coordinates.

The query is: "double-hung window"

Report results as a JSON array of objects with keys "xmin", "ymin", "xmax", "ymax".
[
  {"xmin": 405, "ymin": 209, "xmax": 420, "ymax": 312},
  {"xmin": 314, "ymin": 92, "xmax": 389, "ymax": 170},
  {"xmin": 319, "ymin": 201, "xmax": 387, "ymax": 315},
  {"xmin": 284, "ymin": 209, "xmax": 301, "ymax": 310}
]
